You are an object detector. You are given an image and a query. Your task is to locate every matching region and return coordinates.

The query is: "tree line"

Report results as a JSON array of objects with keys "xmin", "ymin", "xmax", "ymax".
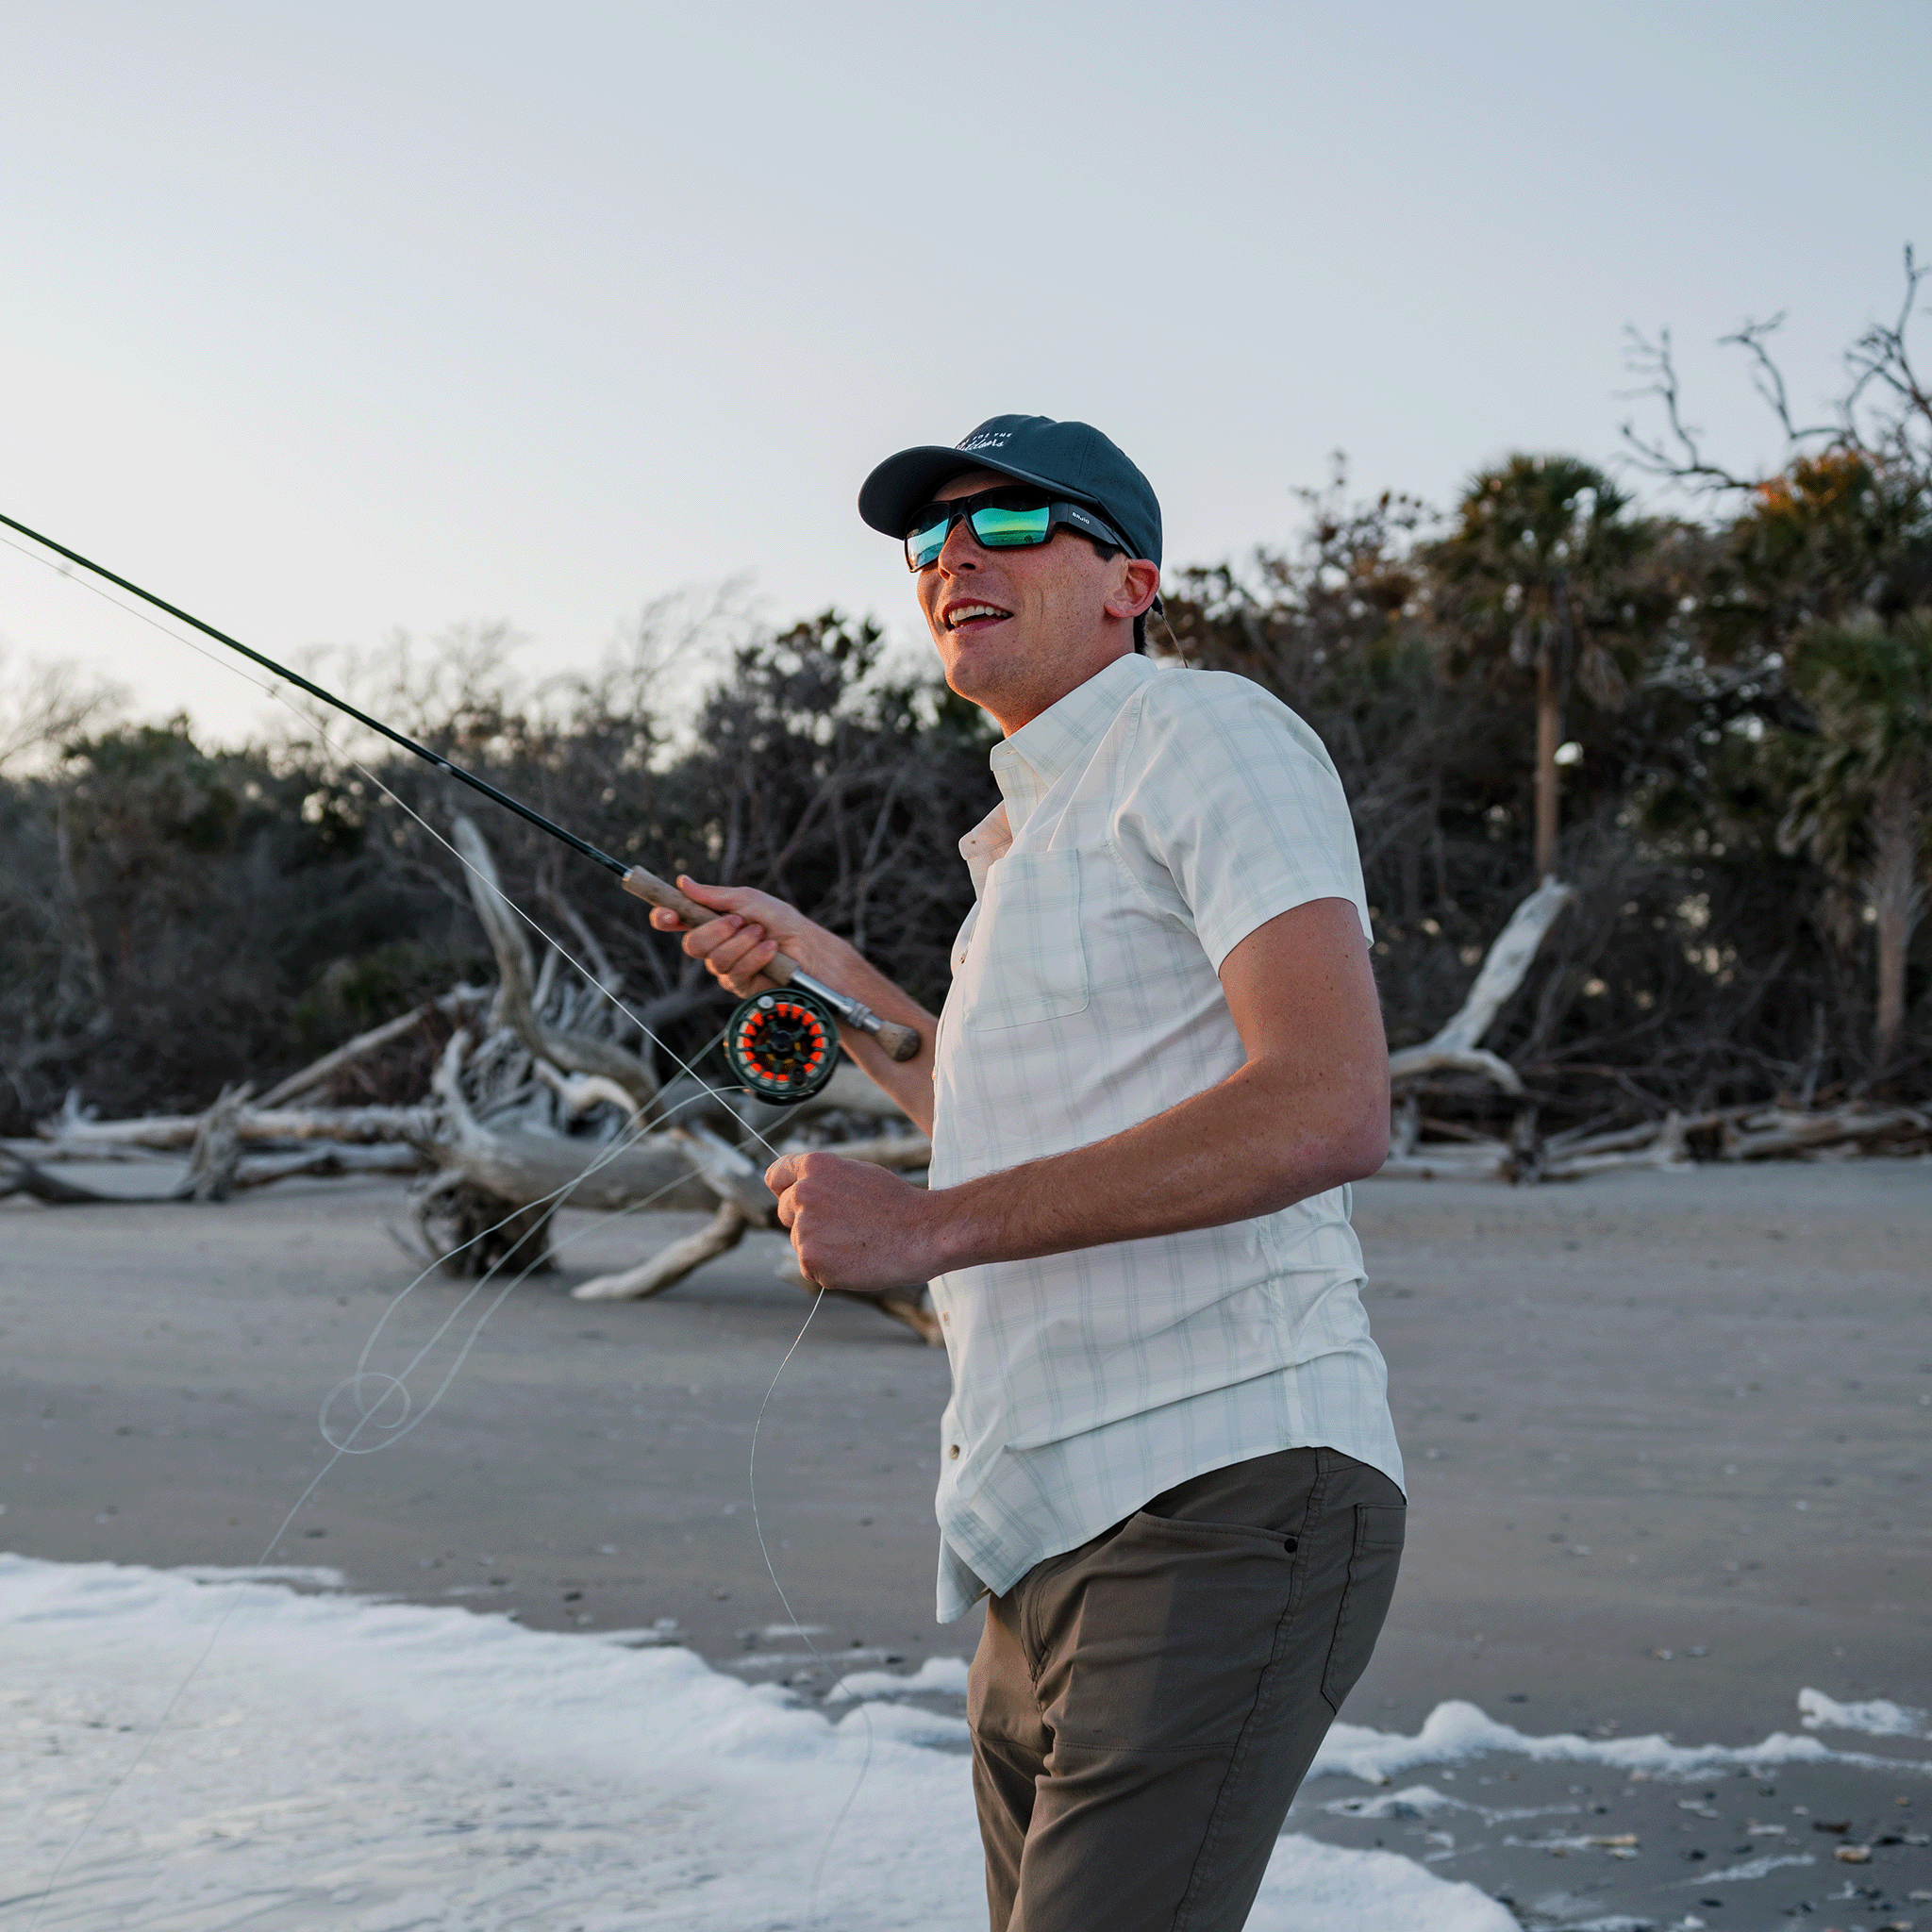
[{"xmin": 2, "ymin": 260, "xmax": 1926, "ymax": 1138}]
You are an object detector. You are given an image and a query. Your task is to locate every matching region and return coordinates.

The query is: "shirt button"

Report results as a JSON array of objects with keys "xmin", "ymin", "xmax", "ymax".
[{"xmin": 947, "ymin": 1443, "xmax": 960, "ymax": 1459}]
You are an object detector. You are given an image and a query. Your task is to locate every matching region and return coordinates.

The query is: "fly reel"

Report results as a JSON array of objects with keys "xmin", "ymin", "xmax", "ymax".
[{"xmin": 724, "ymin": 986, "xmax": 841, "ymax": 1105}]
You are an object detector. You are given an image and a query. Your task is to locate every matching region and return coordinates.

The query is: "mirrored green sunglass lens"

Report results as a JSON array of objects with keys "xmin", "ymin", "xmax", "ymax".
[
  {"xmin": 907, "ymin": 518, "xmax": 951, "ymax": 568},
  {"xmin": 971, "ymin": 503, "xmax": 1052, "ymax": 547}
]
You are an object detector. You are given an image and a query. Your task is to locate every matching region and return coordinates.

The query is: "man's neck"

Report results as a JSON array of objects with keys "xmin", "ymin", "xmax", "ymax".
[{"xmin": 988, "ymin": 637, "xmax": 1134, "ymax": 737}]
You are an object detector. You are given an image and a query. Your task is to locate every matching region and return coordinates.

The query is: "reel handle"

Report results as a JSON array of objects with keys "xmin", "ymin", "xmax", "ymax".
[{"xmin": 619, "ymin": 867, "xmax": 922, "ymax": 1063}]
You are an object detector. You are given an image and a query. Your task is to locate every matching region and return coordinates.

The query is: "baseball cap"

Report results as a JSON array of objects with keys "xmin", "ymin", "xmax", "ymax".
[{"xmin": 858, "ymin": 414, "xmax": 1162, "ymax": 567}]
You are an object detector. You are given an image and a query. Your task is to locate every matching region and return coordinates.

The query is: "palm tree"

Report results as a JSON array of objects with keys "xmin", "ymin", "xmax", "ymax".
[
  {"xmin": 1430, "ymin": 456, "xmax": 1653, "ymax": 879},
  {"xmin": 1778, "ymin": 615, "xmax": 1932, "ymax": 1076}
]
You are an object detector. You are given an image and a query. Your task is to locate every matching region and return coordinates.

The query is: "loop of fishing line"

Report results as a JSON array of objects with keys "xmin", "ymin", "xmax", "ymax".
[
  {"xmin": 318, "ymin": 1074, "xmax": 726, "ymax": 1459},
  {"xmin": 8, "ymin": 526, "xmax": 875, "ymax": 1930}
]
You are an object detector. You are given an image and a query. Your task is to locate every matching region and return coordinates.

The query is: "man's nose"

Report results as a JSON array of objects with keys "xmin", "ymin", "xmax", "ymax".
[{"xmin": 936, "ymin": 514, "xmax": 982, "ymax": 572}]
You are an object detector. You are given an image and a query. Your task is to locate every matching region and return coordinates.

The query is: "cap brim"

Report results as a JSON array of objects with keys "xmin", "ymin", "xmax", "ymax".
[{"xmin": 858, "ymin": 445, "xmax": 1108, "ymax": 541}]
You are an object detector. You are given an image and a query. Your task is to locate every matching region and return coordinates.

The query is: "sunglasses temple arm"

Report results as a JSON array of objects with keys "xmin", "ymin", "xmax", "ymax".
[{"xmin": 617, "ymin": 868, "xmax": 921, "ymax": 1062}]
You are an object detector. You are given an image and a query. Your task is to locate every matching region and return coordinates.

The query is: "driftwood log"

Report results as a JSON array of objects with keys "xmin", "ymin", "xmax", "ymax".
[
  {"xmin": 29, "ymin": 1101, "xmax": 438, "ymax": 1152},
  {"xmin": 1374, "ymin": 878, "xmax": 1571, "ymax": 1180},
  {"xmin": 0, "ymin": 1145, "xmax": 135, "ymax": 1204},
  {"xmin": 451, "ymin": 816, "xmax": 664, "ymax": 1115},
  {"xmin": 1386, "ymin": 878, "xmax": 1574, "ymax": 1096},
  {"xmin": 1374, "ymin": 1100, "xmax": 1930, "ymax": 1182},
  {"xmin": 398, "ymin": 822, "xmax": 938, "ymax": 1327},
  {"xmin": 1373, "ymin": 878, "xmax": 1931, "ymax": 1180}
]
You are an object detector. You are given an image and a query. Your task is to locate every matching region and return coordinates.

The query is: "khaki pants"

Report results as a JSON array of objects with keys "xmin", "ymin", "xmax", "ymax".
[{"xmin": 967, "ymin": 1446, "xmax": 1405, "ymax": 1932}]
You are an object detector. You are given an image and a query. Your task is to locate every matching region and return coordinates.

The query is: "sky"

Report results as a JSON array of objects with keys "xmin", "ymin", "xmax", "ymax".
[{"xmin": 2, "ymin": 0, "xmax": 1927, "ymax": 744}]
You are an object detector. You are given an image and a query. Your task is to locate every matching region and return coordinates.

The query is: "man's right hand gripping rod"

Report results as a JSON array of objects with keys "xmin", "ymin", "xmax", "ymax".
[{"xmin": 617, "ymin": 867, "xmax": 922, "ymax": 1062}]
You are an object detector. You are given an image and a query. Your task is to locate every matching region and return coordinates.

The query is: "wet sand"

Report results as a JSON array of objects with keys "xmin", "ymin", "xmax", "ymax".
[{"xmin": 4, "ymin": 1158, "xmax": 1928, "ymax": 1923}]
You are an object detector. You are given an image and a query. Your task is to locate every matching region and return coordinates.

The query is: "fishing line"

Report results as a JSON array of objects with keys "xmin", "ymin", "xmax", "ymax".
[
  {"xmin": 6, "ymin": 526, "xmax": 880, "ymax": 1926},
  {"xmin": 744, "ymin": 1280, "xmax": 876, "ymax": 1924}
]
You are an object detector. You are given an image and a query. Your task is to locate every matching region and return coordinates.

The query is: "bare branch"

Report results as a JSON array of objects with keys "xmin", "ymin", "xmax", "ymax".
[
  {"xmin": 256, "ymin": 992, "xmax": 478, "ymax": 1108},
  {"xmin": 1716, "ymin": 314, "xmax": 1840, "ymax": 448},
  {"xmin": 1618, "ymin": 325, "xmax": 1757, "ymax": 492},
  {"xmin": 0, "ymin": 651, "xmax": 124, "ymax": 775},
  {"xmin": 571, "ymin": 1201, "xmax": 750, "ymax": 1302},
  {"xmin": 1624, "ymin": 245, "xmax": 1930, "ymax": 494},
  {"xmin": 452, "ymin": 814, "xmax": 660, "ymax": 1111},
  {"xmin": 1843, "ymin": 242, "xmax": 1932, "ymax": 460}
]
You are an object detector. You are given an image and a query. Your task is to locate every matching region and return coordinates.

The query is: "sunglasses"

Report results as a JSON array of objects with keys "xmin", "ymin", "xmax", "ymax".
[{"xmin": 905, "ymin": 486, "xmax": 1129, "ymax": 572}]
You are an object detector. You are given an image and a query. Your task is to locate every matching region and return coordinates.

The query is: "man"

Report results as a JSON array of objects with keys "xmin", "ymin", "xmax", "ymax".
[{"xmin": 654, "ymin": 416, "xmax": 1405, "ymax": 1932}]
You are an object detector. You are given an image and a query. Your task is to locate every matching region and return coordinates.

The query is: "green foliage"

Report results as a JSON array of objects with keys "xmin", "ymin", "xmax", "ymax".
[
  {"xmin": 1716, "ymin": 453, "xmax": 1932, "ymax": 652},
  {"xmin": 1780, "ymin": 617, "xmax": 1932, "ymax": 878},
  {"xmin": 1428, "ymin": 454, "xmax": 1661, "ymax": 710}
]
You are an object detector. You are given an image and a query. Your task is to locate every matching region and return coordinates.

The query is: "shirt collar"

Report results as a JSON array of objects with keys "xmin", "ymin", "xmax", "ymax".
[{"xmin": 989, "ymin": 652, "xmax": 1155, "ymax": 835}]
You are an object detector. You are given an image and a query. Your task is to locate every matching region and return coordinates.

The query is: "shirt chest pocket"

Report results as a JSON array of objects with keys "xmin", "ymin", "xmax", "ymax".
[{"xmin": 955, "ymin": 848, "xmax": 1091, "ymax": 1032}]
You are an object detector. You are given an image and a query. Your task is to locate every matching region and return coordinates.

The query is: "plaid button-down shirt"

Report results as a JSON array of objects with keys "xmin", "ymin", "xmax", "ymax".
[{"xmin": 927, "ymin": 652, "xmax": 1404, "ymax": 1622}]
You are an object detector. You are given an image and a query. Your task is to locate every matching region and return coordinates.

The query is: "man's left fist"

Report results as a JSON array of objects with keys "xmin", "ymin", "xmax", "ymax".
[{"xmin": 763, "ymin": 1151, "xmax": 941, "ymax": 1293}]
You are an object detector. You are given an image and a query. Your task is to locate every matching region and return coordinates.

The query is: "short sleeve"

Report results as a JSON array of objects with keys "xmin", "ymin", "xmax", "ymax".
[{"xmin": 1108, "ymin": 671, "xmax": 1372, "ymax": 971}]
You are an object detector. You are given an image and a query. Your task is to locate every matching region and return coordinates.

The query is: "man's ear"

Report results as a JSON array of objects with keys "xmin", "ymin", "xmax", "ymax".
[{"xmin": 1105, "ymin": 558, "xmax": 1161, "ymax": 622}]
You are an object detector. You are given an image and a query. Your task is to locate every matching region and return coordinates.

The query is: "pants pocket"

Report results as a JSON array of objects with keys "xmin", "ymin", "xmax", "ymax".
[
  {"xmin": 1039, "ymin": 1513, "xmax": 1298, "ymax": 1752},
  {"xmin": 1319, "ymin": 1502, "xmax": 1405, "ymax": 1715}
]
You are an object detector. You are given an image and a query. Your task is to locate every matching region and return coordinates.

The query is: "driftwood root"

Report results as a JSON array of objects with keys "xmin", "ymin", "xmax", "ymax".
[{"xmin": 573, "ymin": 1202, "xmax": 751, "ymax": 1301}]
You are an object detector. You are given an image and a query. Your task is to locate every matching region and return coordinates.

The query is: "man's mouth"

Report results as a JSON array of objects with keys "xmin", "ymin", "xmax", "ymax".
[{"xmin": 944, "ymin": 601, "xmax": 1013, "ymax": 632}]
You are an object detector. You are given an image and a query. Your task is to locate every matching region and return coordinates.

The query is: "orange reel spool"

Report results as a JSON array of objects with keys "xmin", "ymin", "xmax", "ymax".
[{"xmin": 724, "ymin": 988, "xmax": 840, "ymax": 1106}]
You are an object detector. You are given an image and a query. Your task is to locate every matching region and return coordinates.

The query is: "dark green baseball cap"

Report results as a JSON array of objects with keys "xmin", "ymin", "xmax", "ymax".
[{"xmin": 858, "ymin": 414, "xmax": 1162, "ymax": 567}]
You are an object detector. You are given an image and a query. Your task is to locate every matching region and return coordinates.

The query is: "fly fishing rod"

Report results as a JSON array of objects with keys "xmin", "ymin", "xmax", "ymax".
[{"xmin": 0, "ymin": 510, "xmax": 922, "ymax": 1096}]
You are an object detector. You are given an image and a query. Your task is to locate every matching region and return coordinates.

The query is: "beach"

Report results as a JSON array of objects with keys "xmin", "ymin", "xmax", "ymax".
[{"xmin": 5, "ymin": 1159, "xmax": 1927, "ymax": 1927}]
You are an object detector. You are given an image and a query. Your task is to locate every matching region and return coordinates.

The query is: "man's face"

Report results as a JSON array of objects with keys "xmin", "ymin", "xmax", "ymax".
[{"xmin": 913, "ymin": 468, "xmax": 1145, "ymax": 734}]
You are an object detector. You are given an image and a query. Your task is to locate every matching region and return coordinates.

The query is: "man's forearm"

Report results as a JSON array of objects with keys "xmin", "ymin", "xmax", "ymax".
[
  {"xmin": 815, "ymin": 939, "xmax": 939, "ymax": 1132},
  {"xmin": 765, "ymin": 1047, "xmax": 1387, "ymax": 1298},
  {"xmin": 918, "ymin": 1052, "xmax": 1386, "ymax": 1276},
  {"xmin": 764, "ymin": 884, "xmax": 1391, "ymax": 1298}
]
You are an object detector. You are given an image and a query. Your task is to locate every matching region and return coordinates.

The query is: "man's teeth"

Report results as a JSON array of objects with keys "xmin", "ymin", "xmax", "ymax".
[{"xmin": 950, "ymin": 604, "xmax": 1010, "ymax": 626}]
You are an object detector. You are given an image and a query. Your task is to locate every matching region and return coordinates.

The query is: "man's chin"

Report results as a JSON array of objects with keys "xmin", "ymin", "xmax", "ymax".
[{"xmin": 939, "ymin": 636, "xmax": 1018, "ymax": 704}]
